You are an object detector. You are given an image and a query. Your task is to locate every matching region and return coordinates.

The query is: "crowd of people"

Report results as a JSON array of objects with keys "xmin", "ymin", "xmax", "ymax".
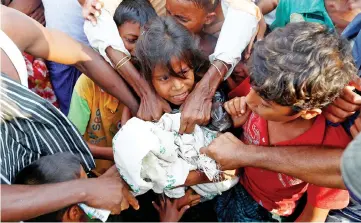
[{"xmin": 1, "ymin": 0, "xmax": 361, "ymax": 222}]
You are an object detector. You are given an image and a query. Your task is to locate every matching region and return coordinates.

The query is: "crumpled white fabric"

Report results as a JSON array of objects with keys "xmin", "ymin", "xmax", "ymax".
[
  {"xmin": 84, "ymin": 8, "xmax": 130, "ymax": 67},
  {"xmin": 113, "ymin": 113, "xmax": 238, "ymax": 199}
]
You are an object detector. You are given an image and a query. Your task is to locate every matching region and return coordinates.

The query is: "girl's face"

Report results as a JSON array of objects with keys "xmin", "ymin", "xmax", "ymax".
[{"xmin": 152, "ymin": 57, "xmax": 195, "ymax": 105}]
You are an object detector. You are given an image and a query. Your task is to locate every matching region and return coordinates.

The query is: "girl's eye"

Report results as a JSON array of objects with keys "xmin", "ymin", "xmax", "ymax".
[{"xmin": 159, "ymin": 75, "xmax": 169, "ymax": 81}]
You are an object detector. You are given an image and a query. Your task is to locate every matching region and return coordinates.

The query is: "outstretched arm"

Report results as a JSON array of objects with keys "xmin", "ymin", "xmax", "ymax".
[
  {"xmin": 201, "ymin": 132, "xmax": 346, "ymax": 189},
  {"xmin": 1, "ymin": 5, "xmax": 139, "ymax": 114}
]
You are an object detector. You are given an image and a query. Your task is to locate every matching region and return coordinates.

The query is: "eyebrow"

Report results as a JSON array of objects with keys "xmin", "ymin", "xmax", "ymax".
[{"xmin": 126, "ymin": 34, "xmax": 139, "ymax": 38}]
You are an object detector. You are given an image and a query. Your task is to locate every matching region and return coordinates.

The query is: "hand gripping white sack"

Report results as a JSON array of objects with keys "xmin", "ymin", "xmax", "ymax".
[{"xmin": 113, "ymin": 113, "xmax": 238, "ymax": 199}]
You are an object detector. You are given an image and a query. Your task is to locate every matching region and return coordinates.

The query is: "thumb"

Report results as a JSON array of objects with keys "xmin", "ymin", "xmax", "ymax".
[{"xmin": 179, "ymin": 205, "xmax": 190, "ymax": 216}]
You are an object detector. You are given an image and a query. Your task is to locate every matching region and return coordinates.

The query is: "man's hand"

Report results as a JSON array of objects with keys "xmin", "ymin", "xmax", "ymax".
[
  {"xmin": 80, "ymin": 0, "xmax": 103, "ymax": 25},
  {"xmin": 85, "ymin": 171, "xmax": 139, "ymax": 214},
  {"xmin": 350, "ymin": 110, "xmax": 361, "ymax": 138},
  {"xmin": 200, "ymin": 132, "xmax": 249, "ymax": 170},
  {"xmin": 323, "ymin": 79, "xmax": 361, "ymax": 123},
  {"xmin": 137, "ymin": 92, "xmax": 171, "ymax": 121},
  {"xmin": 179, "ymin": 84, "xmax": 213, "ymax": 134}
]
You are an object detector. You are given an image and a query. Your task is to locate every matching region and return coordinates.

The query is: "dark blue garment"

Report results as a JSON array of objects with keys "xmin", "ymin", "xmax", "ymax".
[
  {"xmin": 341, "ymin": 13, "xmax": 361, "ymax": 134},
  {"xmin": 327, "ymin": 199, "xmax": 361, "ymax": 222},
  {"xmin": 47, "ymin": 61, "xmax": 81, "ymax": 115},
  {"xmin": 214, "ymin": 183, "xmax": 285, "ymax": 222},
  {"xmin": 326, "ymin": 14, "xmax": 361, "ymax": 223}
]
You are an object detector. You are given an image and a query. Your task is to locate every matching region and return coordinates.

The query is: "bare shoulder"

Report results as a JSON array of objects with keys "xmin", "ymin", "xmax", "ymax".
[{"xmin": 1, "ymin": 5, "xmax": 40, "ymax": 52}]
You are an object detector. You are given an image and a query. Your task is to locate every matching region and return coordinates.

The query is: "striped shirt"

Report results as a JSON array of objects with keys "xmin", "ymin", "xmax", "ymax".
[{"xmin": 0, "ymin": 73, "xmax": 95, "ymax": 184}]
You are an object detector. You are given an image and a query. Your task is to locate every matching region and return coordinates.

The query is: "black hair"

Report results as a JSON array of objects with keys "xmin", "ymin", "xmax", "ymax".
[
  {"xmin": 188, "ymin": 0, "xmax": 220, "ymax": 12},
  {"xmin": 135, "ymin": 16, "xmax": 208, "ymax": 82},
  {"xmin": 113, "ymin": 0, "xmax": 157, "ymax": 27},
  {"xmin": 15, "ymin": 153, "xmax": 84, "ymax": 222}
]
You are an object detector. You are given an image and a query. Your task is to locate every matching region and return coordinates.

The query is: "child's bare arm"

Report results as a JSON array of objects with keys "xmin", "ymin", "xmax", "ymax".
[
  {"xmin": 87, "ymin": 143, "xmax": 114, "ymax": 160},
  {"xmin": 295, "ymin": 202, "xmax": 329, "ymax": 222},
  {"xmin": 1, "ymin": 6, "xmax": 139, "ymax": 115},
  {"xmin": 121, "ymin": 106, "xmax": 133, "ymax": 126},
  {"xmin": 224, "ymin": 97, "xmax": 251, "ymax": 127},
  {"xmin": 152, "ymin": 189, "xmax": 198, "ymax": 222}
]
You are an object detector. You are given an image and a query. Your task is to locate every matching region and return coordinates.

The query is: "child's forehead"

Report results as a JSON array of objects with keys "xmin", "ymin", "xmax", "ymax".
[{"xmin": 166, "ymin": 0, "xmax": 207, "ymax": 13}]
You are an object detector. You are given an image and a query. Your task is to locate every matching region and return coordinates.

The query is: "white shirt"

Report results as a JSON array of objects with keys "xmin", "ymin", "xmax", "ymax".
[
  {"xmin": 42, "ymin": 0, "xmax": 89, "ymax": 45},
  {"xmin": 0, "ymin": 30, "xmax": 28, "ymax": 87}
]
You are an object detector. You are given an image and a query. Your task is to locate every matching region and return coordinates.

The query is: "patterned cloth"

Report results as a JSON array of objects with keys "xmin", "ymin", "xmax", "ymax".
[
  {"xmin": 0, "ymin": 73, "xmax": 95, "ymax": 184},
  {"xmin": 24, "ymin": 53, "xmax": 59, "ymax": 108}
]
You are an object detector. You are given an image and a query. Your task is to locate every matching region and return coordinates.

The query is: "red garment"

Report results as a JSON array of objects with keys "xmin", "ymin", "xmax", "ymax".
[
  {"xmin": 24, "ymin": 53, "xmax": 59, "ymax": 107},
  {"xmin": 239, "ymin": 112, "xmax": 351, "ymax": 216},
  {"xmin": 228, "ymin": 76, "xmax": 251, "ymax": 99}
]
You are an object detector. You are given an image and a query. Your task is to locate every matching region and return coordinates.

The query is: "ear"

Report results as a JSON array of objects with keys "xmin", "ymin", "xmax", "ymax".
[
  {"xmin": 66, "ymin": 205, "xmax": 85, "ymax": 222},
  {"xmin": 300, "ymin": 108, "xmax": 322, "ymax": 120},
  {"xmin": 204, "ymin": 12, "xmax": 217, "ymax": 25}
]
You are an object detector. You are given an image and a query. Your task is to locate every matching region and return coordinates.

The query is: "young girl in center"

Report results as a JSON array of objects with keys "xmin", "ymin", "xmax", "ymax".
[
  {"xmin": 121, "ymin": 15, "xmax": 210, "ymax": 120},
  {"xmin": 123, "ymin": 15, "xmax": 233, "ymax": 192}
]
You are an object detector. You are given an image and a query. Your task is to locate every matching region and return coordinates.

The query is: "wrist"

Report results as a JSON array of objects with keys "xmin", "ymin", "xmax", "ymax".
[{"xmin": 240, "ymin": 144, "xmax": 263, "ymax": 168}]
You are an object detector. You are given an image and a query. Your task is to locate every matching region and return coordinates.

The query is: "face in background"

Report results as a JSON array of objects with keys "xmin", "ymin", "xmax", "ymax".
[
  {"xmin": 245, "ymin": 88, "xmax": 321, "ymax": 122},
  {"xmin": 165, "ymin": 0, "xmax": 216, "ymax": 34},
  {"xmin": 152, "ymin": 56, "xmax": 195, "ymax": 105},
  {"xmin": 325, "ymin": 0, "xmax": 361, "ymax": 31},
  {"xmin": 117, "ymin": 21, "xmax": 141, "ymax": 56}
]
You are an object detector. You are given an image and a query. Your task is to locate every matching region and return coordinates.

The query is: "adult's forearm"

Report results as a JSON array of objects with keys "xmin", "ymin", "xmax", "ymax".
[
  {"xmin": 1, "ymin": 180, "xmax": 90, "ymax": 221},
  {"xmin": 257, "ymin": 0, "xmax": 278, "ymax": 15},
  {"xmin": 8, "ymin": 0, "xmax": 41, "ymax": 15},
  {"xmin": 245, "ymin": 145, "xmax": 345, "ymax": 189},
  {"xmin": 75, "ymin": 46, "xmax": 139, "ymax": 115},
  {"xmin": 195, "ymin": 60, "xmax": 227, "ymax": 98},
  {"xmin": 105, "ymin": 47, "xmax": 152, "ymax": 98}
]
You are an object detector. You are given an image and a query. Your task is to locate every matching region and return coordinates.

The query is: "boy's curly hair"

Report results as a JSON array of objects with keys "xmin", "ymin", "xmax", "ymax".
[{"xmin": 250, "ymin": 22, "xmax": 357, "ymax": 111}]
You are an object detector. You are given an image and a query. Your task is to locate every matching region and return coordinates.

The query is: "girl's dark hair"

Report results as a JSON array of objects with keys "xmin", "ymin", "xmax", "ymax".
[
  {"xmin": 113, "ymin": 0, "xmax": 157, "ymax": 27},
  {"xmin": 15, "ymin": 153, "xmax": 84, "ymax": 222},
  {"xmin": 135, "ymin": 16, "xmax": 208, "ymax": 82}
]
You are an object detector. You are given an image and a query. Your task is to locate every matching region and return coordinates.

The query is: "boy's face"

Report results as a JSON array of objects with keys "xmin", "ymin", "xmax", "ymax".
[
  {"xmin": 325, "ymin": 0, "xmax": 361, "ymax": 31},
  {"xmin": 152, "ymin": 57, "xmax": 195, "ymax": 105},
  {"xmin": 245, "ymin": 88, "xmax": 320, "ymax": 122},
  {"xmin": 117, "ymin": 21, "xmax": 141, "ymax": 56},
  {"xmin": 166, "ymin": 0, "xmax": 209, "ymax": 34}
]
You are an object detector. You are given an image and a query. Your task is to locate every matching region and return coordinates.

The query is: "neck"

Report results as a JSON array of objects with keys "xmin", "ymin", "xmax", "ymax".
[{"xmin": 267, "ymin": 117, "xmax": 316, "ymax": 145}]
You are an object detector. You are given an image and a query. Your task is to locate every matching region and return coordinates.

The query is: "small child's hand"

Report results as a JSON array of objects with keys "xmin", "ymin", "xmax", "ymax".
[
  {"xmin": 224, "ymin": 97, "xmax": 251, "ymax": 127},
  {"xmin": 152, "ymin": 197, "xmax": 190, "ymax": 222}
]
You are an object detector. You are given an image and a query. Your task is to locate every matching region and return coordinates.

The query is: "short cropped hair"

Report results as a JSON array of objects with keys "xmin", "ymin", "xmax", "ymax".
[
  {"xmin": 187, "ymin": 0, "xmax": 220, "ymax": 12},
  {"xmin": 15, "ymin": 153, "xmax": 84, "ymax": 221},
  {"xmin": 250, "ymin": 22, "xmax": 357, "ymax": 111},
  {"xmin": 113, "ymin": 0, "xmax": 157, "ymax": 27},
  {"xmin": 135, "ymin": 16, "xmax": 208, "ymax": 82}
]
